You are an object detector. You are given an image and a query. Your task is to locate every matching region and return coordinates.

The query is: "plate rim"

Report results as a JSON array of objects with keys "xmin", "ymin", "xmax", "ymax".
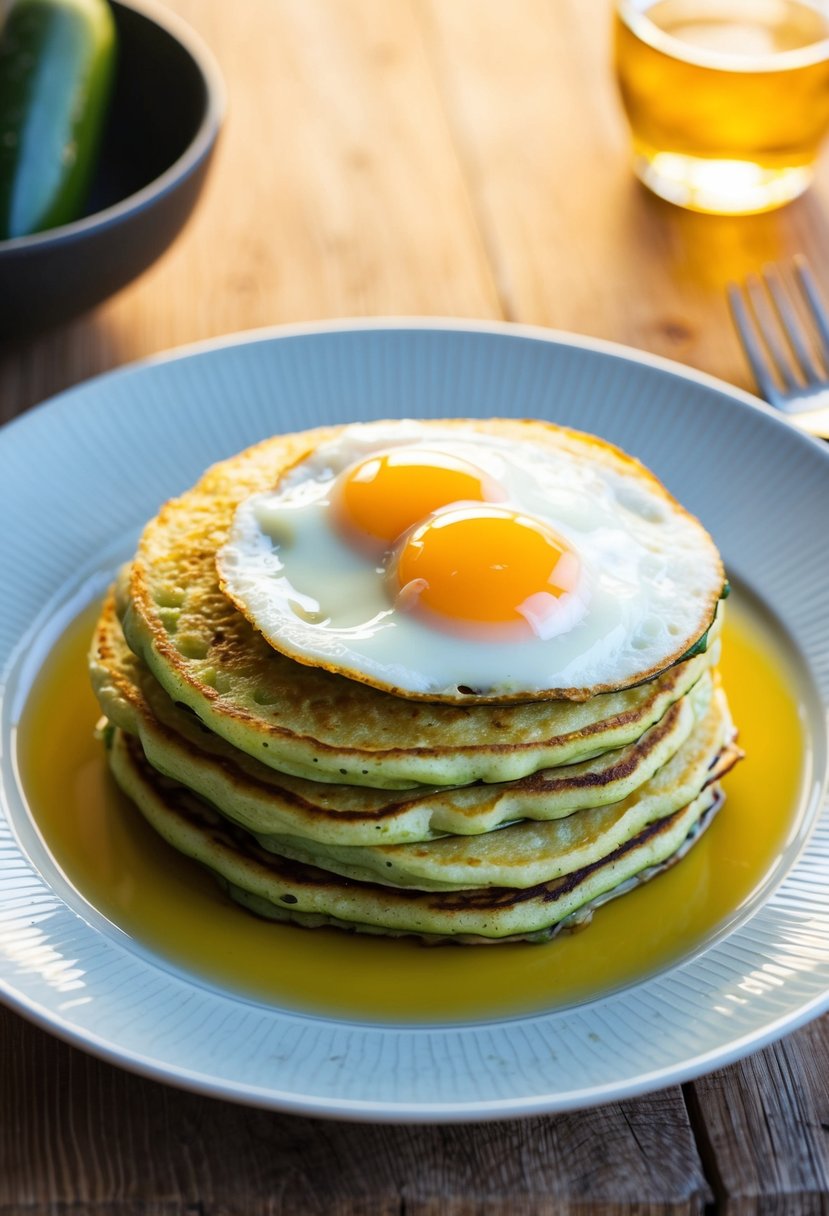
[{"xmin": 4, "ymin": 313, "xmax": 786, "ymax": 429}]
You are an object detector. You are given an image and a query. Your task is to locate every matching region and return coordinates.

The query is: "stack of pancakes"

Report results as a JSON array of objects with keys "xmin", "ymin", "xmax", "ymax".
[{"xmin": 89, "ymin": 419, "xmax": 741, "ymax": 944}]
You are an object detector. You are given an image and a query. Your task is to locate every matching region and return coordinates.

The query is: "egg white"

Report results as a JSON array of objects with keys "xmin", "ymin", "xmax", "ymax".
[{"xmin": 216, "ymin": 420, "xmax": 723, "ymax": 700}]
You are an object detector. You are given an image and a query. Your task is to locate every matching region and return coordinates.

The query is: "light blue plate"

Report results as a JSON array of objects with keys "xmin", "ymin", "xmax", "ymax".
[{"xmin": 1, "ymin": 319, "xmax": 828, "ymax": 1120}]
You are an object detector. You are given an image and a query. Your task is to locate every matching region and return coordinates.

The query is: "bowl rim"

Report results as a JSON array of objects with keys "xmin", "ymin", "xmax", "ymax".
[{"xmin": 0, "ymin": 0, "xmax": 226, "ymax": 254}]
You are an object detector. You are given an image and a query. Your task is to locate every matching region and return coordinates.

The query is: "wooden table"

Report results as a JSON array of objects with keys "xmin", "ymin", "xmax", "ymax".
[{"xmin": 3, "ymin": 1, "xmax": 829, "ymax": 1210}]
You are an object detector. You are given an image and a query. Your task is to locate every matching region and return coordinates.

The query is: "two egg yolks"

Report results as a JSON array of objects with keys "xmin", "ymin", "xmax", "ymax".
[{"xmin": 332, "ymin": 449, "xmax": 579, "ymax": 630}]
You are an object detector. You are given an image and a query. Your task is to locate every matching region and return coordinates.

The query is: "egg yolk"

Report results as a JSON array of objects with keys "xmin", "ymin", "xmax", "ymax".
[
  {"xmin": 393, "ymin": 505, "xmax": 582, "ymax": 638},
  {"xmin": 332, "ymin": 448, "xmax": 503, "ymax": 550}
]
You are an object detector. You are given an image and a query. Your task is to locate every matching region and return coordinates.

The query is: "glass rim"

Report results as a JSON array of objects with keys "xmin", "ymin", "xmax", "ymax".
[{"xmin": 616, "ymin": 0, "xmax": 829, "ymax": 73}]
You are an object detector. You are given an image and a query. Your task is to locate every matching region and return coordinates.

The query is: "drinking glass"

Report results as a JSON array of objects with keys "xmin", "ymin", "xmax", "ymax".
[{"xmin": 614, "ymin": 0, "xmax": 829, "ymax": 213}]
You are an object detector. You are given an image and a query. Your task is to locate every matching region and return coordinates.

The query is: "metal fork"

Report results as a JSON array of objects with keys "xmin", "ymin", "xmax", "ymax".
[{"xmin": 728, "ymin": 256, "xmax": 829, "ymax": 439}]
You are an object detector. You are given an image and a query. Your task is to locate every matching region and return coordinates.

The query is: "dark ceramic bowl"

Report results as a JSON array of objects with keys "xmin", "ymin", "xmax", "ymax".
[{"xmin": 0, "ymin": 0, "xmax": 224, "ymax": 337}]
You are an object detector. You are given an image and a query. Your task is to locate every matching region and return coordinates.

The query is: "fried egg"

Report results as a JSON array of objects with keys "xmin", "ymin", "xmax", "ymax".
[{"xmin": 216, "ymin": 419, "xmax": 724, "ymax": 700}]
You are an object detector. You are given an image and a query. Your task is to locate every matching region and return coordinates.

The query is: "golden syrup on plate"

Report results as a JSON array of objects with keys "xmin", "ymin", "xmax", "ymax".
[{"xmin": 15, "ymin": 592, "xmax": 807, "ymax": 1023}]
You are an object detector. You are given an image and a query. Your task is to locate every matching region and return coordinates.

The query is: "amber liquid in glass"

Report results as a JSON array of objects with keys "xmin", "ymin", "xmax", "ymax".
[{"xmin": 615, "ymin": 0, "xmax": 829, "ymax": 213}]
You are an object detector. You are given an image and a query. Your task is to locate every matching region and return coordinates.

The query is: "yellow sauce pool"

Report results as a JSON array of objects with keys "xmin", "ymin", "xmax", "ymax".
[{"xmin": 15, "ymin": 591, "xmax": 807, "ymax": 1022}]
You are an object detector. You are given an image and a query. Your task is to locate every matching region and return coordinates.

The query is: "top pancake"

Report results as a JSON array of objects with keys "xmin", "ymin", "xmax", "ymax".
[{"xmin": 125, "ymin": 418, "xmax": 724, "ymax": 696}]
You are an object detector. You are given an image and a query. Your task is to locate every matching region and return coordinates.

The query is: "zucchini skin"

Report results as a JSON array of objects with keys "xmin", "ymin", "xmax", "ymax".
[{"xmin": 0, "ymin": 0, "xmax": 116, "ymax": 239}]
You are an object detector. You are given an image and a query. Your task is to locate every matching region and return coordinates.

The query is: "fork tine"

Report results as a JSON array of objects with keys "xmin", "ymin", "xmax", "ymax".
[
  {"xmin": 745, "ymin": 273, "xmax": 801, "ymax": 393},
  {"xmin": 794, "ymin": 255, "xmax": 829, "ymax": 367},
  {"xmin": 762, "ymin": 263, "xmax": 823, "ymax": 385},
  {"xmin": 727, "ymin": 283, "xmax": 783, "ymax": 405},
  {"xmin": 729, "ymin": 260, "xmax": 829, "ymax": 438}
]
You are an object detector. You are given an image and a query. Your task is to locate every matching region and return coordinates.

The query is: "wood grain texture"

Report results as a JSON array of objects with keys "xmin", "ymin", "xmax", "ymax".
[
  {"xmin": 686, "ymin": 1018, "xmax": 829, "ymax": 1215},
  {"xmin": 2, "ymin": 0, "xmax": 829, "ymax": 1212}
]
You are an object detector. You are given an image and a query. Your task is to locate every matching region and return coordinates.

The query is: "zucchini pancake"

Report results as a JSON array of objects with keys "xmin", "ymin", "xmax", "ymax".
[{"xmin": 90, "ymin": 418, "xmax": 741, "ymax": 944}]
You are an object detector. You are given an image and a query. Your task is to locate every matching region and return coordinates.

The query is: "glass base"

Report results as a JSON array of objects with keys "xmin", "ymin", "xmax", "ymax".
[{"xmin": 633, "ymin": 149, "xmax": 814, "ymax": 214}]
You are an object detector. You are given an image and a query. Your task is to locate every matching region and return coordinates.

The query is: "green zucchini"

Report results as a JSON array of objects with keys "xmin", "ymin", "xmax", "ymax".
[{"xmin": 0, "ymin": 0, "xmax": 116, "ymax": 239}]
